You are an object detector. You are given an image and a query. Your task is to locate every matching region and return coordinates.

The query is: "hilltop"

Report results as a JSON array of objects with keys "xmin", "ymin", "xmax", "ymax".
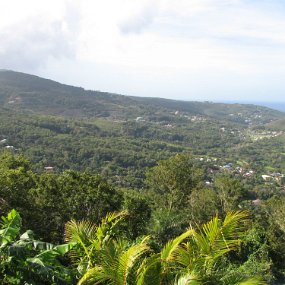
[{"xmin": 0, "ymin": 70, "xmax": 283, "ymax": 124}]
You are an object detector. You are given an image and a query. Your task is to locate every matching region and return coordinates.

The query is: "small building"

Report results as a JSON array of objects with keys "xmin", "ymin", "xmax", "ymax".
[
  {"xmin": 5, "ymin": 145, "xmax": 14, "ymax": 149},
  {"xmin": 44, "ymin": 166, "xmax": 54, "ymax": 172},
  {"xmin": 262, "ymin": 175, "xmax": 271, "ymax": 181},
  {"xmin": 252, "ymin": 199, "xmax": 262, "ymax": 206}
]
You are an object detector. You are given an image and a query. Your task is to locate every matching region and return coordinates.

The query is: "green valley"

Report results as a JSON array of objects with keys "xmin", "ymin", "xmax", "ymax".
[{"xmin": 0, "ymin": 70, "xmax": 285, "ymax": 284}]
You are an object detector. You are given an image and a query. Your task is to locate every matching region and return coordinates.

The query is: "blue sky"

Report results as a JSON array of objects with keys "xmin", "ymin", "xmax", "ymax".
[{"xmin": 1, "ymin": 0, "xmax": 285, "ymax": 102}]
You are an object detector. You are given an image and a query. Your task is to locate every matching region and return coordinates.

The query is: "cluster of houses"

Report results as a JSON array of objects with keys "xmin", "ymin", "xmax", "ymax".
[
  {"xmin": 197, "ymin": 156, "xmax": 284, "ymax": 186},
  {"xmin": 228, "ymin": 111, "xmax": 265, "ymax": 125},
  {"xmin": 208, "ymin": 162, "xmax": 255, "ymax": 178},
  {"xmin": 249, "ymin": 130, "xmax": 284, "ymax": 141},
  {"xmin": 135, "ymin": 113, "xmax": 207, "ymax": 124},
  {"xmin": 262, "ymin": 173, "xmax": 284, "ymax": 183},
  {"xmin": 174, "ymin": 111, "xmax": 207, "ymax": 122}
]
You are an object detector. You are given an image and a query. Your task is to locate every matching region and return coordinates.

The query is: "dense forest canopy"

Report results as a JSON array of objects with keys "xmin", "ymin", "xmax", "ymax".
[{"xmin": 0, "ymin": 71, "xmax": 285, "ymax": 284}]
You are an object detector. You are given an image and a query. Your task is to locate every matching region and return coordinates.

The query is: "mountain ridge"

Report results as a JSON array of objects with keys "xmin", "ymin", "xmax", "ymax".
[{"xmin": 0, "ymin": 70, "xmax": 284, "ymax": 123}]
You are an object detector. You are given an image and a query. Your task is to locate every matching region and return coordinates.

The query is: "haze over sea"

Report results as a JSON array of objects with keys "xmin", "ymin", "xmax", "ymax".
[
  {"xmin": 255, "ymin": 102, "xmax": 285, "ymax": 113},
  {"xmin": 219, "ymin": 101, "xmax": 285, "ymax": 113}
]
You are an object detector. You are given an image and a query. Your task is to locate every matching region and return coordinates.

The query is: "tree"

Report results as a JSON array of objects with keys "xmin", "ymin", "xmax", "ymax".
[
  {"xmin": 0, "ymin": 151, "xmax": 36, "ymax": 229},
  {"xmin": 214, "ymin": 175, "xmax": 247, "ymax": 214},
  {"xmin": 146, "ymin": 153, "xmax": 204, "ymax": 242},
  {"xmin": 122, "ymin": 191, "xmax": 152, "ymax": 240},
  {"xmin": 31, "ymin": 170, "xmax": 123, "ymax": 242},
  {"xmin": 262, "ymin": 196, "xmax": 285, "ymax": 280},
  {"xmin": 146, "ymin": 153, "xmax": 204, "ymax": 212},
  {"xmin": 187, "ymin": 187, "xmax": 219, "ymax": 225},
  {"xmin": 58, "ymin": 171, "xmax": 123, "ymax": 222},
  {"xmin": 266, "ymin": 195, "xmax": 285, "ymax": 233}
]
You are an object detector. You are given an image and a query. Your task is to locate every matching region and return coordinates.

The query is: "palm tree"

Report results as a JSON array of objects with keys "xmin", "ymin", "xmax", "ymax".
[
  {"xmin": 65, "ymin": 211, "xmax": 150, "ymax": 284},
  {"xmin": 137, "ymin": 229, "xmax": 195, "ymax": 285},
  {"xmin": 65, "ymin": 211, "xmax": 128, "ymax": 274},
  {"xmin": 65, "ymin": 211, "xmax": 267, "ymax": 285},
  {"xmin": 78, "ymin": 237, "xmax": 149, "ymax": 285},
  {"xmin": 138, "ymin": 211, "xmax": 267, "ymax": 285}
]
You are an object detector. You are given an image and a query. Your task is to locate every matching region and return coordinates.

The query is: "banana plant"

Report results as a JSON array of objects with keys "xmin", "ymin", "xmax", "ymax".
[{"xmin": 0, "ymin": 209, "xmax": 75, "ymax": 285}]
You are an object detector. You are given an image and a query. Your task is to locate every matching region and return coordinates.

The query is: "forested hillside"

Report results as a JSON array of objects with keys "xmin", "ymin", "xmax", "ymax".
[
  {"xmin": 0, "ymin": 70, "xmax": 285, "ymax": 284},
  {"xmin": 0, "ymin": 70, "xmax": 284, "ymax": 188},
  {"xmin": 1, "ymin": 70, "xmax": 283, "ymax": 121}
]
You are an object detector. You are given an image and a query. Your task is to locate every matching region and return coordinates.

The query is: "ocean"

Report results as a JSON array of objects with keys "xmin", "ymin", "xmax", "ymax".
[
  {"xmin": 253, "ymin": 102, "xmax": 285, "ymax": 112},
  {"xmin": 216, "ymin": 101, "xmax": 285, "ymax": 113}
]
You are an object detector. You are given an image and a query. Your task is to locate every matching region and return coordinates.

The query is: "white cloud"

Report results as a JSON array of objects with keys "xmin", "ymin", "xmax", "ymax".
[
  {"xmin": 0, "ymin": 0, "xmax": 79, "ymax": 71},
  {"xmin": 1, "ymin": 0, "xmax": 285, "ymax": 101},
  {"xmin": 74, "ymin": 0, "xmax": 285, "ymax": 72},
  {"xmin": 119, "ymin": 1, "xmax": 158, "ymax": 34}
]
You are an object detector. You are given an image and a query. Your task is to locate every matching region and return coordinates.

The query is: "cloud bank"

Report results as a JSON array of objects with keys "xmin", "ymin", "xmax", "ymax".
[
  {"xmin": 0, "ymin": 0, "xmax": 79, "ymax": 71},
  {"xmin": 1, "ymin": 0, "xmax": 285, "ymax": 101}
]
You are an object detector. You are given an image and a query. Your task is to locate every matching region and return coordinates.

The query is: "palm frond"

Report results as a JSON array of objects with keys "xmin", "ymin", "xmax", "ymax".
[
  {"xmin": 117, "ymin": 239, "xmax": 149, "ymax": 285},
  {"xmin": 222, "ymin": 211, "xmax": 249, "ymax": 241},
  {"xmin": 137, "ymin": 253, "xmax": 162, "ymax": 285},
  {"xmin": 233, "ymin": 277, "xmax": 268, "ymax": 285},
  {"xmin": 193, "ymin": 211, "xmax": 249, "ymax": 259},
  {"xmin": 174, "ymin": 211, "xmax": 251, "ymax": 281},
  {"xmin": 137, "ymin": 231, "xmax": 194, "ymax": 285},
  {"xmin": 96, "ymin": 211, "xmax": 128, "ymax": 248},
  {"xmin": 174, "ymin": 274, "xmax": 202, "ymax": 285},
  {"xmin": 161, "ymin": 229, "xmax": 194, "ymax": 263},
  {"xmin": 65, "ymin": 219, "xmax": 97, "ymax": 250},
  {"xmin": 79, "ymin": 238, "xmax": 149, "ymax": 285},
  {"xmin": 65, "ymin": 219, "xmax": 97, "ymax": 269},
  {"xmin": 78, "ymin": 266, "xmax": 110, "ymax": 285},
  {"xmin": 65, "ymin": 211, "xmax": 128, "ymax": 269},
  {"xmin": 174, "ymin": 242, "xmax": 194, "ymax": 270}
]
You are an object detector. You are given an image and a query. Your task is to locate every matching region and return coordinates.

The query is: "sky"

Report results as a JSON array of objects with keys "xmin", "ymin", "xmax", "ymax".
[{"xmin": 1, "ymin": 0, "xmax": 285, "ymax": 102}]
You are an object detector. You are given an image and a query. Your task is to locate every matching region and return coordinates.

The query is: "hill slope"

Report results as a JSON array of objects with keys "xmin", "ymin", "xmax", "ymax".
[
  {"xmin": 1, "ymin": 70, "xmax": 284, "ymax": 124},
  {"xmin": 0, "ymin": 70, "xmax": 284, "ymax": 188}
]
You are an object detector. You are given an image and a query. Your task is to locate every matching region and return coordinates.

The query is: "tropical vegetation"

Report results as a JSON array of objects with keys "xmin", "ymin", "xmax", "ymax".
[
  {"xmin": 0, "ymin": 71, "xmax": 285, "ymax": 284},
  {"xmin": 0, "ymin": 209, "xmax": 267, "ymax": 285}
]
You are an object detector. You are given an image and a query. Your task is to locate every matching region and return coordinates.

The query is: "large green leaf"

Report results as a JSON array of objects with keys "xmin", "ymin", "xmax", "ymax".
[{"xmin": 0, "ymin": 209, "xmax": 21, "ymax": 247}]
